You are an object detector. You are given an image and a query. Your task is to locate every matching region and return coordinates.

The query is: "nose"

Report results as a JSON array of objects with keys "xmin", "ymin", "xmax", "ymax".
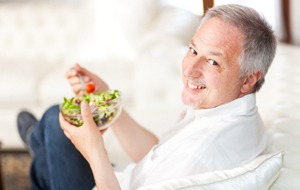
[{"xmin": 183, "ymin": 57, "xmax": 205, "ymax": 78}]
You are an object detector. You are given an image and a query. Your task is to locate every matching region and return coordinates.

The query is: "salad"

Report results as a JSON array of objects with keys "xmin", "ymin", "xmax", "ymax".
[{"xmin": 60, "ymin": 89, "xmax": 122, "ymax": 129}]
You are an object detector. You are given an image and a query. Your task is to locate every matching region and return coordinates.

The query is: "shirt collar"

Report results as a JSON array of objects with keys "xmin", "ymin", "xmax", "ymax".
[{"xmin": 186, "ymin": 93, "xmax": 257, "ymax": 119}]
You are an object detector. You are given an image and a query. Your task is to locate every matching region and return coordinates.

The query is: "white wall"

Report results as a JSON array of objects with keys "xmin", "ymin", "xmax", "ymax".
[
  {"xmin": 214, "ymin": 0, "xmax": 285, "ymax": 41},
  {"xmin": 290, "ymin": 0, "xmax": 300, "ymax": 45}
]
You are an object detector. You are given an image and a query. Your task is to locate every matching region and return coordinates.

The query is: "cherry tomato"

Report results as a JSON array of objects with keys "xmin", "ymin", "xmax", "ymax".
[{"xmin": 86, "ymin": 83, "xmax": 95, "ymax": 93}]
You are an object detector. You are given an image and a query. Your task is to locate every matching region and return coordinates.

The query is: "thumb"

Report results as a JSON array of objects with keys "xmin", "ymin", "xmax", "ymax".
[{"xmin": 81, "ymin": 101, "xmax": 95, "ymax": 126}]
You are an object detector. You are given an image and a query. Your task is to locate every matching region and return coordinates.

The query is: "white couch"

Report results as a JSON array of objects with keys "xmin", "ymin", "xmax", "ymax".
[{"xmin": 0, "ymin": 1, "xmax": 299, "ymax": 189}]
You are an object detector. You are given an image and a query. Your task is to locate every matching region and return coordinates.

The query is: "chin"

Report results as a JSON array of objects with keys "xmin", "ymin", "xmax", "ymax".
[{"xmin": 181, "ymin": 93, "xmax": 200, "ymax": 109}]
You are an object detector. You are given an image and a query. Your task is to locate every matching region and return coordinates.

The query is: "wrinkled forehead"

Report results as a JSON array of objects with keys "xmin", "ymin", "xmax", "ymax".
[{"xmin": 194, "ymin": 17, "xmax": 244, "ymax": 55}]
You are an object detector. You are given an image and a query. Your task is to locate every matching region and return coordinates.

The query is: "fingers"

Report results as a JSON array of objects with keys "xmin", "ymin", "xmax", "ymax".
[
  {"xmin": 69, "ymin": 63, "xmax": 110, "ymax": 94},
  {"xmin": 68, "ymin": 75, "xmax": 91, "ymax": 86},
  {"xmin": 66, "ymin": 66, "xmax": 93, "ymax": 95},
  {"xmin": 74, "ymin": 63, "xmax": 93, "ymax": 77},
  {"xmin": 59, "ymin": 112, "xmax": 84, "ymax": 140},
  {"xmin": 63, "ymin": 130, "xmax": 71, "ymax": 139},
  {"xmin": 80, "ymin": 101, "xmax": 95, "ymax": 127},
  {"xmin": 59, "ymin": 113, "xmax": 72, "ymax": 138},
  {"xmin": 100, "ymin": 128, "xmax": 108, "ymax": 135}
]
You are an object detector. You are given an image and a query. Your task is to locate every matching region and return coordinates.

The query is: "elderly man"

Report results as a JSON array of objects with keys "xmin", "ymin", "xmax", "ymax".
[{"xmin": 17, "ymin": 4, "xmax": 276, "ymax": 190}]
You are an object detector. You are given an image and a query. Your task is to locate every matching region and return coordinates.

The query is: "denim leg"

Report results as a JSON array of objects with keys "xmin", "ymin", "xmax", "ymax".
[{"xmin": 30, "ymin": 105, "xmax": 95, "ymax": 190}]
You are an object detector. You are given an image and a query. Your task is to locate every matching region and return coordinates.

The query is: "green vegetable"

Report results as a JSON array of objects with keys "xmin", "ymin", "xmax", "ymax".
[{"xmin": 61, "ymin": 90, "xmax": 121, "ymax": 127}]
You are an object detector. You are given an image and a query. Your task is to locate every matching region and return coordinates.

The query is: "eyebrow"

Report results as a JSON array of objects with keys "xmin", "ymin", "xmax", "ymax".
[{"xmin": 190, "ymin": 39, "xmax": 224, "ymax": 58}]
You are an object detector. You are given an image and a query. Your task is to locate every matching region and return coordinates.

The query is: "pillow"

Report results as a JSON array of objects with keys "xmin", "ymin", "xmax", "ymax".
[{"xmin": 138, "ymin": 152, "xmax": 284, "ymax": 190}]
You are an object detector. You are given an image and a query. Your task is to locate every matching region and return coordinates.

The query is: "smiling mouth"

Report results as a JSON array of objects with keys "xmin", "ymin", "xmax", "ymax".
[{"xmin": 187, "ymin": 81, "xmax": 206, "ymax": 90}]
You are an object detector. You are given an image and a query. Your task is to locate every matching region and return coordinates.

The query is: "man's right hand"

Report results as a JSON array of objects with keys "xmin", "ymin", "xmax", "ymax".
[{"xmin": 66, "ymin": 63, "xmax": 109, "ymax": 95}]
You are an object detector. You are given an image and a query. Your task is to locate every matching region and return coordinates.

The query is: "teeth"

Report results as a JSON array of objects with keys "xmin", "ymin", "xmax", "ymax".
[
  {"xmin": 187, "ymin": 82, "xmax": 206, "ymax": 89},
  {"xmin": 188, "ymin": 82, "xmax": 198, "ymax": 89}
]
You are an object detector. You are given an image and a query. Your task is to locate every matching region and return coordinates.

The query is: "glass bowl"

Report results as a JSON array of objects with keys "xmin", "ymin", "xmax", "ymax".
[{"xmin": 60, "ymin": 90, "xmax": 122, "ymax": 130}]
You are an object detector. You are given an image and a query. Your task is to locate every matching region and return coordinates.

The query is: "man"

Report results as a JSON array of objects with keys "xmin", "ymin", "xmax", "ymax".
[{"xmin": 17, "ymin": 4, "xmax": 276, "ymax": 190}]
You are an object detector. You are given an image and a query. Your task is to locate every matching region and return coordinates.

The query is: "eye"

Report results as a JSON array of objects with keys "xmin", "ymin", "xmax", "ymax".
[
  {"xmin": 189, "ymin": 47, "xmax": 197, "ymax": 55},
  {"xmin": 207, "ymin": 59, "xmax": 218, "ymax": 66}
]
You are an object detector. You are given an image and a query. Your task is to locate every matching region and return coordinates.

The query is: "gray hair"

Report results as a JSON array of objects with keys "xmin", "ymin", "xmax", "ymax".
[{"xmin": 200, "ymin": 4, "xmax": 277, "ymax": 92}]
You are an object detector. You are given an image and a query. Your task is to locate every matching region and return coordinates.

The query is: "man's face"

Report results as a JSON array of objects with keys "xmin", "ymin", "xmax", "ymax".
[{"xmin": 181, "ymin": 17, "xmax": 247, "ymax": 109}]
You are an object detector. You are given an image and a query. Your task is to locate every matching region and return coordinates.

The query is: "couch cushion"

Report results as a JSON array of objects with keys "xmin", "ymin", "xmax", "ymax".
[
  {"xmin": 0, "ymin": 2, "xmax": 87, "ymax": 104},
  {"xmin": 267, "ymin": 119, "xmax": 300, "ymax": 189},
  {"xmin": 257, "ymin": 43, "xmax": 300, "ymax": 126},
  {"xmin": 269, "ymin": 169, "xmax": 300, "ymax": 190},
  {"xmin": 138, "ymin": 152, "xmax": 283, "ymax": 190}
]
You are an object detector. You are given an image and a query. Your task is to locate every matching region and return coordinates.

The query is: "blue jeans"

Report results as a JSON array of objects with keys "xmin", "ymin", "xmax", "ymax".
[{"xmin": 29, "ymin": 105, "xmax": 95, "ymax": 190}]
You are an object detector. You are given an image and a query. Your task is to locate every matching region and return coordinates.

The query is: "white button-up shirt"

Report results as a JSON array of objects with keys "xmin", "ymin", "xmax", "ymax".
[{"xmin": 115, "ymin": 94, "xmax": 269, "ymax": 190}]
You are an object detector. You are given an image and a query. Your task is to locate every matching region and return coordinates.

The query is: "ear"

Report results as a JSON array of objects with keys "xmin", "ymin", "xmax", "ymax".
[{"xmin": 241, "ymin": 71, "xmax": 262, "ymax": 94}]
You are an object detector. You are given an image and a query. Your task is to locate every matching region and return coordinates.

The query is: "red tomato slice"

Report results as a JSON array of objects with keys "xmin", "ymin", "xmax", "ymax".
[{"xmin": 86, "ymin": 83, "xmax": 95, "ymax": 93}]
